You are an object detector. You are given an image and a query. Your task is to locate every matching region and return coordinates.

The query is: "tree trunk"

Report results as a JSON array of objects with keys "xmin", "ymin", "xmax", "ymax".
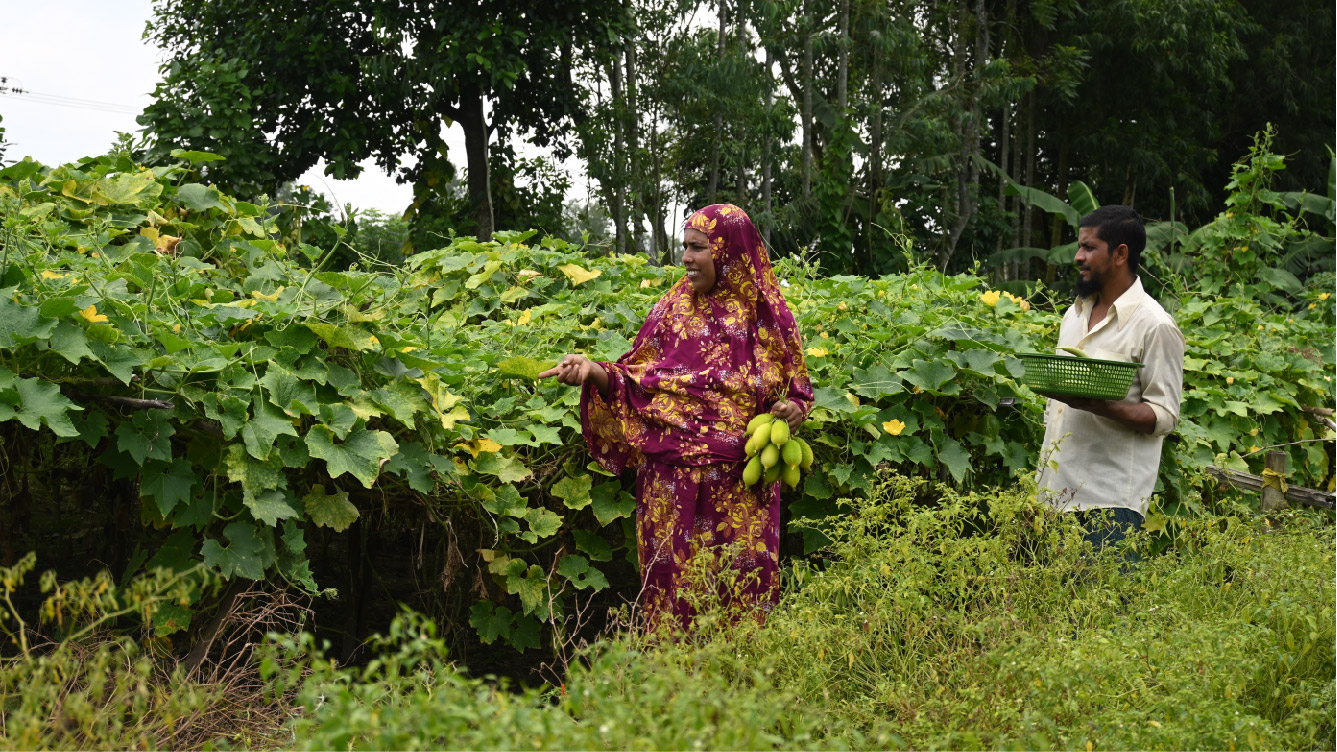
[
  {"xmin": 1022, "ymin": 88, "xmax": 1037, "ymax": 253},
  {"xmin": 649, "ymin": 106, "xmax": 668, "ymax": 264},
  {"xmin": 707, "ymin": 1, "xmax": 727, "ymax": 203},
  {"xmin": 458, "ymin": 85, "xmax": 493, "ymax": 240},
  {"xmin": 626, "ymin": 43, "xmax": 645, "ymax": 256},
  {"xmin": 610, "ymin": 55, "xmax": 627, "ymax": 254},
  {"xmin": 868, "ymin": 53, "xmax": 884, "ymax": 275},
  {"xmin": 801, "ymin": 0, "xmax": 813, "ymax": 202},
  {"xmin": 762, "ymin": 47, "xmax": 774, "ymax": 247},
  {"xmin": 997, "ymin": 105, "xmax": 1010, "ymax": 275},
  {"xmin": 836, "ymin": 0, "xmax": 849, "ymax": 112},
  {"xmin": 1045, "ymin": 142, "xmax": 1070, "ymax": 284}
]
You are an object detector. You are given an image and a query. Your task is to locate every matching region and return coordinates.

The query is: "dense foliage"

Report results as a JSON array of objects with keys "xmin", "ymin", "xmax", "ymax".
[
  {"xmin": 138, "ymin": 0, "xmax": 1334, "ymax": 277},
  {"xmin": 0, "ymin": 148, "xmax": 1332, "ymax": 658}
]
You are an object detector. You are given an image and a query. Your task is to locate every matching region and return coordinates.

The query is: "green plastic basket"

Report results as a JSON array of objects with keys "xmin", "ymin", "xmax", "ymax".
[{"xmin": 1017, "ymin": 353, "xmax": 1144, "ymax": 400}]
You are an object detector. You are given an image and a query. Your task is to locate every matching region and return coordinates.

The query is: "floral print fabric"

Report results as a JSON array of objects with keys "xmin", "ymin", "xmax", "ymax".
[{"xmin": 580, "ymin": 204, "xmax": 812, "ymax": 627}]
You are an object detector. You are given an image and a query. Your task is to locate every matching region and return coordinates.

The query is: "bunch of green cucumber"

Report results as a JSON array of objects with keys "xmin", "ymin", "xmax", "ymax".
[{"xmin": 741, "ymin": 413, "xmax": 813, "ymax": 489}]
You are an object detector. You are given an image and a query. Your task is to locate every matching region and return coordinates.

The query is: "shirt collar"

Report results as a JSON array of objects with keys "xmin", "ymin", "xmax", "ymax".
[{"xmin": 1074, "ymin": 276, "xmax": 1146, "ymax": 330}]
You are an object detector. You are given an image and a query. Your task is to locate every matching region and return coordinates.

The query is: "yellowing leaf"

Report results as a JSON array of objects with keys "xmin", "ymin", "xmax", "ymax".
[
  {"xmin": 251, "ymin": 287, "xmax": 284, "ymax": 302},
  {"xmin": 79, "ymin": 305, "xmax": 108, "ymax": 324},
  {"xmin": 40, "ymin": 270, "xmax": 67, "ymax": 280},
  {"xmin": 455, "ymin": 438, "xmax": 504, "ymax": 458},
  {"xmin": 558, "ymin": 264, "xmax": 601, "ymax": 286},
  {"xmin": 304, "ymin": 322, "xmax": 380, "ymax": 351}
]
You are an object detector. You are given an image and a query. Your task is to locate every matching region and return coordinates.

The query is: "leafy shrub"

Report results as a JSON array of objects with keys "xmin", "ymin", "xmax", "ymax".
[{"xmin": 0, "ymin": 149, "xmax": 1331, "ymax": 657}]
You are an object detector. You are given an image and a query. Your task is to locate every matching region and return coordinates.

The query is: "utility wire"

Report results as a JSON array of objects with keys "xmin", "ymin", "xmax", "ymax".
[{"xmin": 0, "ymin": 82, "xmax": 140, "ymax": 115}]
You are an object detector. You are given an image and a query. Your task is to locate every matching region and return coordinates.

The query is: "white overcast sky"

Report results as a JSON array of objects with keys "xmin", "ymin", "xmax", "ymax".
[{"xmin": 0, "ymin": 0, "xmax": 544, "ymax": 215}]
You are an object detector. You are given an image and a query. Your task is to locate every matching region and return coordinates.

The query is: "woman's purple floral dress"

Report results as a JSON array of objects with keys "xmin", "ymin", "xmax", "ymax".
[{"xmin": 579, "ymin": 204, "xmax": 813, "ymax": 628}]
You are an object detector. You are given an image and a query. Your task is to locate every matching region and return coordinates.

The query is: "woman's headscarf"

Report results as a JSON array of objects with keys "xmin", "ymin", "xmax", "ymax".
[{"xmin": 581, "ymin": 204, "xmax": 812, "ymax": 472}]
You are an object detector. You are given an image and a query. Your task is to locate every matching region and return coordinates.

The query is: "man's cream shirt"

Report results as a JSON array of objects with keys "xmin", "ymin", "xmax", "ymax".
[{"xmin": 1037, "ymin": 277, "xmax": 1186, "ymax": 515}]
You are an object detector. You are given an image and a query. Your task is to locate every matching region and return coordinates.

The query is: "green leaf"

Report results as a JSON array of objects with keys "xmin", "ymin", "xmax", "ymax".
[
  {"xmin": 169, "ymin": 149, "xmax": 226, "ymax": 163},
  {"xmin": 937, "ymin": 437, "xmax": 971, "ymax": 483},
  {"xmin": 480, "ymin": 484, "xmax": 528, "ymax": 517},
  {"xmin": 551, "ymin": 474, "xmax": 592, "ymax": 509},
  {"xmin": 47, "ymin": 321, "xmax": 95, "ymax": 365},
  {"xmin": 813, "ymin": 387, "xmax": 857, "ymax": 414},
  {"xmin": 902, "ymin": 359, "xmax": 957, "ymax": 393},
  {"xmin": 521, "ymin": 508, "xmax": 562, "ymax": 542},
  {"xmin": 212, "ymin": 395, "xmax": 249, "ymax": 439},
  {"xmin": 369, "ymin": 380, "xmax": 426, "ymax": 429},
  {"xmin": 591, "ymin": 481, "xmax": 634, "ymax": 525},
  {"xmin": 496, "ymin": 356, "xmax": 555, "ymax": 380},
  {"xmin": 8, "ymin": 377, "xmax": 83, "ymax": 437},
  {"xmin": 91, "ymin": 342, "xmax": 146, "ymax": 385},
  {"xmin": 154, "ymin": 329, "xmax": 194, "ymax": 354},
  {"xmin": 383, "ymin": 441, "xmax": 448, "ymax": 493},
  {"xmin": 264, "ymin": 325, "xmax": 319, "ymax": 353},
  {"xmin": 259, "ymin": 363, "xmax": 318, "ymax": 417},
  {"xmin": 246, "ymin": 489, "xmax": 300, "ymax": 527},
  {"xmin": 200, "ymin": 522, "xmax": 266, "ymax": 580},
  {"xmin": 175, "ymin": 183, "xmax": 225, "ymax": 212},
  {"xmin": 473, "ymin": 451, "xmax": 532, "ymax": 483},
  {"xmin": 241, "ymin": 398, "xmax": 300, "ymax": 460},
  {"xmin": 306, "ymin": 425, "xmax": 398, "ymax": 488},
  {"xmin": 141, "ymin": 458, "xmax": 195, "ymax": 517},
  {"xmin": 510, "ymin": 614, "xmax": 541, "ymax": 652},
  {"xmin": 946, "ymin": 348, "xmax": 1001, "ymax": 375},
  {"xmin": 1067, "ymin": 180, "xmax": 1099, "ymax": 216},
  {"xmin": 0, "ymin": 294, "xmax": 58, "ymax": 348},
  {"xmin": 318, "ymin": 402, "xmax": 358, "ymax": 440},
  {"xmin": 504, "ymin": 559, "xmax": 549, "ymax": 615},
  {"xmin": 485, "ymin": 427, "xmax": 534, "ymax": 447},
  {"xmin": 225, "ymin": 444, "xmax": 287, "ymax": 510},
  {"xmin": 303, "ymin": 484, "xmax": 359, "ymax": 532},
  {"xmin": 528, "ymin": 424, "xmax": 563, "ymax": 445},
  {"xmin": 572, "ymin": 530, "xmax": 613, "ymax": 562},
  {"xmin": 557, "ymin": 555, "xmax": 608, "ymax": 590},
  {"xmin": 470, "ymin": 601, "xmax": 513, "ymax": 644},
  {"xmin": 38, "ymin": 296, "xmax": 81, "ymax": 319},
  {"xmin": 71, "ymin": 410, "xmax": 109, "ymax": 448}
]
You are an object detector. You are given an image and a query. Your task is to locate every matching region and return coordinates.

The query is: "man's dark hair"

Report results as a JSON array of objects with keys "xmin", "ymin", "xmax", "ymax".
[{"xmin": 1080, "ymin": 205, "xmax": 1146, "ymax": 274}]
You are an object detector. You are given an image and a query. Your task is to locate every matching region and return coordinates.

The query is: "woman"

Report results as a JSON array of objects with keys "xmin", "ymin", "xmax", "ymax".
[{"xmin": 539, "ymin": 204, "xmax": 813, "ymax": 628}]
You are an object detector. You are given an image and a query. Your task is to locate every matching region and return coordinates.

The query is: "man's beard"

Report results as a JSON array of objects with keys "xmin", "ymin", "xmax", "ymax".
[{"xmin": 1075, "ymin": 268, "xmax": 1102, "ymax": 298}]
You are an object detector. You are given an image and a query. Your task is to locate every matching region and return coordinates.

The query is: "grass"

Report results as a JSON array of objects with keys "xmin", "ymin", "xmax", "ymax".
[
  {"xmin": 278, "ymin": 473, "xmax": 1335, "ymax": 750},
  {"xmin": 3, "ymin": 472, "xmax": 1332, "ymax": 750}
]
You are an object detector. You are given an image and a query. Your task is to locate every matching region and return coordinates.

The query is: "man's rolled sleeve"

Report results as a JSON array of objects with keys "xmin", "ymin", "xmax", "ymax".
[{"xmin": 1139, "ymin": 321, "xmax": 1186, "ymax": 437}]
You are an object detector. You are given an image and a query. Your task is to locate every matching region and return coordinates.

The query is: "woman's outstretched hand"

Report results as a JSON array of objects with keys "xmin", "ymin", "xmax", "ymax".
[
  {"xmin": 770, "ymin": 399, "xmax": 805, "ymax": 433},
  {"xmin": 538, "ymin": 354, "xmax": 611, "ymax": 399}
]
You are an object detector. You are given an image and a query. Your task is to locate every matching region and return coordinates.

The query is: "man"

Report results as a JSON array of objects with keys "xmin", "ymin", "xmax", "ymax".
[{"xmin": 1036, "ymin": 205, "xmax": 1186, "ymax": 551}]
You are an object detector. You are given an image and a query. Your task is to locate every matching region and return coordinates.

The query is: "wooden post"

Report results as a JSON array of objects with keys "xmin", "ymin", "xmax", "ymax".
[{"xmin": 1260, "ymin": 451, "xmax": 1288, "ymax": 512}]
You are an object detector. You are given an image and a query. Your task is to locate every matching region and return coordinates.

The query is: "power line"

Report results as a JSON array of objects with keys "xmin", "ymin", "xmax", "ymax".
[{"xmin": 0, "ymin": 82, "xmax": 140, "ymax": 115}]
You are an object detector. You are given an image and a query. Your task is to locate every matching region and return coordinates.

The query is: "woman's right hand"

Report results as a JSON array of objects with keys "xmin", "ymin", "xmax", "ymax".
[{"xmin": 538, "ymin": 354, "xmax": 610, "ymax": 398}]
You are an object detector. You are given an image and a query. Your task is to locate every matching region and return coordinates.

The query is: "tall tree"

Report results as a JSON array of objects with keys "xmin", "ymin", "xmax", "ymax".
[{"xmin": 141, "ymin": 0, "xmax": 630, "ymax": 240}]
